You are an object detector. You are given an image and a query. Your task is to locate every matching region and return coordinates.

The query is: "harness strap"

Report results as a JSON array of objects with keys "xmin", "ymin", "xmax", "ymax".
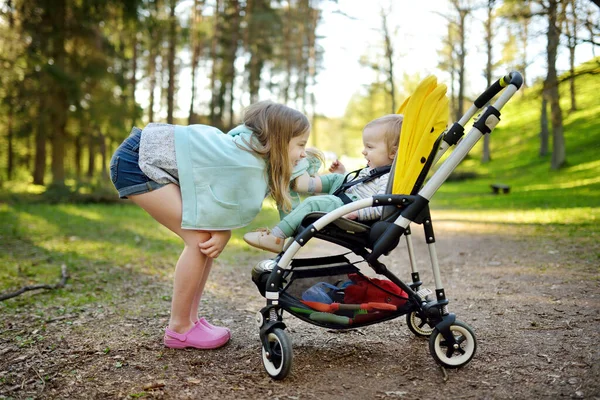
[{"xmin": 332, "ymin": 165, "xmax": 392, "ymax": 203}]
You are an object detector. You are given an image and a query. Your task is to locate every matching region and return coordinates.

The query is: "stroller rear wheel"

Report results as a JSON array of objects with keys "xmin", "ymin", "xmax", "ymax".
[
  {"xmin": 261, "ymin": 328, "xmax": 293, "ymax": 380},
  {"xmin": 406, "ymin": 311, "xmax": 433, "ymax": 337},
  {"xmin": 429, "ymin": 320, "xmax": 476, "ymax": 368}
]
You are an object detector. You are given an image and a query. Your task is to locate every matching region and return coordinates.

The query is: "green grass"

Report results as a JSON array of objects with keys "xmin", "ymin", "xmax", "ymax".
[{"xmin": 0, "ymin": 200, "xmax": 280, "ymax": 315}]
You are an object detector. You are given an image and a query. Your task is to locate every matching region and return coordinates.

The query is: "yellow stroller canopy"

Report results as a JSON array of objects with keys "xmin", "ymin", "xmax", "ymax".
[{"xmin": 392, "ymin": 76, "xmax": 449, "ymax": 195}]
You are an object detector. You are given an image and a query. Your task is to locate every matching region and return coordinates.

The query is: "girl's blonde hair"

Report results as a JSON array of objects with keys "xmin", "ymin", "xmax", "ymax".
[{"xmin": 242, "ymin": 101, "xmax": 310, "ymax": 212}]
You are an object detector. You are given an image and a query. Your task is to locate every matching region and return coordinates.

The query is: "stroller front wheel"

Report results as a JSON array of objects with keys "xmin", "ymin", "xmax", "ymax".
[
  {"xmin": 429, "ymin": 320, "xmax": 477, "ymax": 368},
  {"xmin": 406, "ymin": 311, "xmax": 433, "ymax": 337},
  {"xmin": 261, "ymin": 328, "xmax": 293, "ymax": 380}
]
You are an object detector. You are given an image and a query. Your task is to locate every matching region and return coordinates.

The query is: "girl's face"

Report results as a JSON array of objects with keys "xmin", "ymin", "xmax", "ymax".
[
  {"xmin": 361, "ymin": 126, "xmax": 395, "ymax": 169},
  {"xmin": 288, "ymin": 129, "xmax": 310, "ymax": 167}
]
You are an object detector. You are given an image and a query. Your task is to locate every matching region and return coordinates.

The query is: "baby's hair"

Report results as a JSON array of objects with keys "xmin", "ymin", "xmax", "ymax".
[
  {"xmin": 364, "ymin": 114, "xmax": 403, "ymax": 153},
  {"xmin": 242, "ymin": 101, "xmax": 310, "ymax": 212}
]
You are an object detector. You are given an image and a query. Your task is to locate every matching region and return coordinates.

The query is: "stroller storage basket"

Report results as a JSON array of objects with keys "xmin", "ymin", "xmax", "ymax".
[{"xmin": 278, "ymin": 255, "xmax": 411, "ymax": 329}]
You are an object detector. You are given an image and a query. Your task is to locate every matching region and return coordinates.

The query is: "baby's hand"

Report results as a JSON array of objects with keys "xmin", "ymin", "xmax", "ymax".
[
  {"xmin": 343, "ymin": 211, "xmax": 358, "ymax": 220},
  {"xmin": 329, "ymin": 160, "xmax": 346, "ymax": 174},
  {"xmin": 198, "ymin": 230, "xmax": 232, "ymax": 258}
]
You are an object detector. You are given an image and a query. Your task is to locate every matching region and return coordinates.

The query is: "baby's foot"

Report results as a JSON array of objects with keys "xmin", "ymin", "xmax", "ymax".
[{"xmin": 243, "ymin": 229, "xmax": 285, "ymax": 253}]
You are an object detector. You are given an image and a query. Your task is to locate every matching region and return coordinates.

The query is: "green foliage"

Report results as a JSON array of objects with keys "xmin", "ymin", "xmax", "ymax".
[{"xmin": 431, "ymin": 58, "xmax": 600, "ymax": 220}]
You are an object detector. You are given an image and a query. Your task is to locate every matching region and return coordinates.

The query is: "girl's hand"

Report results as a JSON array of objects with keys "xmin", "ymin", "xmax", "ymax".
[
  {"xmin": 198, "ymin": 230, "xmax": 232, "ymax": 258},
  {"xmin": 329, "ymin": 160, "xmax": 346, "ymax": 174},
  {"xmin": 343, "ymin": 211, "xmax": 358, "ymax": 220}
]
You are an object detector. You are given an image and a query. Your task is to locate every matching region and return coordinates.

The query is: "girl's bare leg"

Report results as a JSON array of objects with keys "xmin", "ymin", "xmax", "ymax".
[
  {"xmin": 190, "ymin": 258, "xmax": 213, "ymax": 322},
  {"xmin": 128, "ymin": 184, "xmax": 210, "ymax": 335}
]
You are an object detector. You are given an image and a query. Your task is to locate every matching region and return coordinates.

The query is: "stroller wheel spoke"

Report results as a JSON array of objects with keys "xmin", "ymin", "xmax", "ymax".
[
  {"xmin": 430, "ymin": 321, "xmax": 477, "ymax": 369},
  {"xmin": 407, "ymin": 311, "xmax": 434, "ymax": 337}
]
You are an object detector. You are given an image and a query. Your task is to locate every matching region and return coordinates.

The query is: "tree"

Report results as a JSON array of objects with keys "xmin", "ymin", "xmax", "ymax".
[
  {"xmin": 498, "ymin": 0, "xmax": 532, "ymax": 88},
  {"xmin": 449, "ymin": 0, "xmax": 472, "ymax": 122},
  {"xmin": 166, "ymin": 0, "xmax": 177, "ymax": 124},
  {"xmin": 188, "ymin": 0, "xmax": 206, "ymax": 124},
  {"xmin": 482, "ymin": 0, "xmax": 496, "ymax": 164},
  {"xmin": 561, "ymin": 0, "xmax": 578, "ymax": 112},
  {"xmin": 545, "ymin": 0, "xmax": 565, "ymax": 170},
  {"xmin": 438, "ymin": 22, "xmax": 459, "ymax": 118}
]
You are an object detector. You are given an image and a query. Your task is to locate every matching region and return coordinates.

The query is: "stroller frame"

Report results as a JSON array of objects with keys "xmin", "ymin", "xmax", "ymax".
[{"xmin": 252, "ymin": 72, "xmax": 523, "ymax": 380}]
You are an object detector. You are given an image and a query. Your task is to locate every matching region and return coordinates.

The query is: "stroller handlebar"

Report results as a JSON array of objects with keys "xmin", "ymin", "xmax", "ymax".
[{"xmin": 474, "ymin": 71, "xmax": 524, "ymax": 108}]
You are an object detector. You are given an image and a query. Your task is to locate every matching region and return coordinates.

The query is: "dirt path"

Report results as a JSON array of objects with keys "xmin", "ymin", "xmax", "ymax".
[{"xmin": 1, "ymin": 221, "xmax": 599, "ymax": 399}]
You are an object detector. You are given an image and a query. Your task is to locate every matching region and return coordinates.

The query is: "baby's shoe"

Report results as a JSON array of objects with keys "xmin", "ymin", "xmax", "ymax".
[
  {"xmin": 243, "ymin": 229, "xmax": 285, "ymax": 253},
  {"xmin": 164, "ymin": 322, "xmax": 230, "ymax": 349}
]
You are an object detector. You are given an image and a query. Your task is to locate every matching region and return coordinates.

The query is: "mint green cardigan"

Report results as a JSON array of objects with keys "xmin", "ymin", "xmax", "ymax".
[{"xmin": 174, "ymin": 124, "xmax": 313, "ymax": 230}]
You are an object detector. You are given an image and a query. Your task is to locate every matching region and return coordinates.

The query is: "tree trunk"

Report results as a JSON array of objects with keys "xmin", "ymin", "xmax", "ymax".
[
  {"xmin": 382, "ymin": 9, "xmax": 396, "ymax": 113},
  {"xmin": 282, "ymin": 2, "xmax": 292, "ymax": 104},
  {"xmin": 147, "ymin": 48, "xmax": 157, "ymax": 122},
  {"xmin": 540, "ymin": 93, "xmax": 549, "ymax": 157},
  {"xmin": 226, "ymin": 0, "xmax": 240, "ymax": 127},
  {"xmin": 6, "ymin": 0, "xmax": 15, "ymax": 181},
  {"xmin": 209, "ymin": 0, "xmax": 221, "ymax": 125},
  {"xmin": 188, "ymin": 0, "xmax": 204, "ymax": 124},
  {"xmin": 75, "ymin": 133, "xmax": 82, "ymax": 180},
  {"xmin": 33, "ymin": 98, "xmax": 47, "ymax": 185},
  {"xmin": 131, "ymin": 30, "xmax": 139, "ymax": 126},
  {"xmin": 49, "ymin": 0, "xmax": 68, "ymax": 185},
  {"xmin": 100, "ymin": 133, "xmax": 108, "ymax": 180},
  {"xmin": 452, "ymin": 0, "xmax": 468, "ymax": 122},
  {"xmin": 546, "ymin": 0, "xmax": 566, "ymax": 170},
  {"xmin": 567, "ymin": 0, "xmax": 577, "ymax": 112},
  {"xmin": 87, "ymin": 133, "xmax": 96, "ymax": 179},
  {"xmin": 482, "ymin": 0, "xmax": 495, "ymax": 164},
  {"xmin": 7, "ymin": 95, "xmax": 14, "ymax": 181},
  {"xmin": 166, "ymin": 0, "xmax": 177, "ymax": 124}
]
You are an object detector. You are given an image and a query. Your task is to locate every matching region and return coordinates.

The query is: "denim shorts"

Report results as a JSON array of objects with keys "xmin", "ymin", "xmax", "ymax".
[{"xmin": 110, "ymin": 127, "xmax": 166, "ymax": 198}]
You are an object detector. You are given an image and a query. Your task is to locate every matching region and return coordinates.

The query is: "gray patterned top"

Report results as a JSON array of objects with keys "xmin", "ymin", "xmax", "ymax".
[{"xmin": 138, "ymin": 123, "xmax": 179, "ymax": 185}]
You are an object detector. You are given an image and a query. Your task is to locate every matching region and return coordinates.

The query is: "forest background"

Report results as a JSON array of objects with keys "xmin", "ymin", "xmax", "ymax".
[{"xmin": 0, "ymin": 0, "xmax": 598, "ymax": 197}]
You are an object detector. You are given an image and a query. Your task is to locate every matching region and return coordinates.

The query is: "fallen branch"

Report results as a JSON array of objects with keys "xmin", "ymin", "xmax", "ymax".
[{"xmin": 0, "ymin": 265, "xmax": 68, "ymax": 301}]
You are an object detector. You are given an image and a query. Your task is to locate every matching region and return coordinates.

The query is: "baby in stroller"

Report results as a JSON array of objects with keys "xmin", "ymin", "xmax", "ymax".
[{"xmin": 244, "ymin": 114, "xmax": 404, "ymax": 253}]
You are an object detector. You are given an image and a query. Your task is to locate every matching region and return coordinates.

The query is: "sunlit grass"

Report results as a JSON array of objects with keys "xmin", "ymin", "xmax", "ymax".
[{"xmin": 434, "ymin": 207, "xmax": 599, "ymax": 226}]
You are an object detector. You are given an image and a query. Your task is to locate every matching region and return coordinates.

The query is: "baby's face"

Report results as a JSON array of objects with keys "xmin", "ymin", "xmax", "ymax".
[
  {"xmin": 361, "ymin": 126, "xmax": 394, "ymax": 169},
  {"xmin": 288, "ymin": 129, "xmax": 310, "ymax": 167}
]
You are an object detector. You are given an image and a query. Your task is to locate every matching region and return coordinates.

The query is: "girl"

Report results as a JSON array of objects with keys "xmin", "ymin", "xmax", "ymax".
[{"xmin": 109, "ymin": 101, "xmax": 311, "ymax": 349}]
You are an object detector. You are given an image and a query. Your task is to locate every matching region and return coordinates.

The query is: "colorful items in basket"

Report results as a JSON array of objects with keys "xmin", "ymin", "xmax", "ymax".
[
  {"xmin": 301, "ymin": 281, "xmax": 349, "ymax": 304},
  {"xmin": 296, "ymin": 275, "xmax": 406, "ymax": 326},
  {"xmin": 295, "ymin": 301, "xmax": 398, "ymax": 326},
  {"xmin": 300, "ymin": 300, "xmax": 397, "ymax": 313},
  {"xmin": 343, "ymin": 273, "xmax": 407, "ymax": 307}
]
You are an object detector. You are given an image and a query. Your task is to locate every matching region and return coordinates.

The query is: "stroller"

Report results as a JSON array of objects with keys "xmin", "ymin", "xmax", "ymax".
[{"xmin": 251, "ymin": 72, "xmax": 523, "ymax": 380}]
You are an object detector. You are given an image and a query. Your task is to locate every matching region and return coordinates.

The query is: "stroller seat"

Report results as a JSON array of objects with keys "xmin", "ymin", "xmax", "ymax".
[{"xmin": 301, "ymin": 212, "xmax": 371, "ymax": 233}]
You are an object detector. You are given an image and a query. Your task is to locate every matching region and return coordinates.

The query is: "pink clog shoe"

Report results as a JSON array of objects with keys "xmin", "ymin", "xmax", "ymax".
[
  {"xmin": 197, "ymin": 317, "xmax": 230, "ymax": 336},
  {"xmin": 164, "ymin": 322, "xmax": 230, "ymax": 349}
]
